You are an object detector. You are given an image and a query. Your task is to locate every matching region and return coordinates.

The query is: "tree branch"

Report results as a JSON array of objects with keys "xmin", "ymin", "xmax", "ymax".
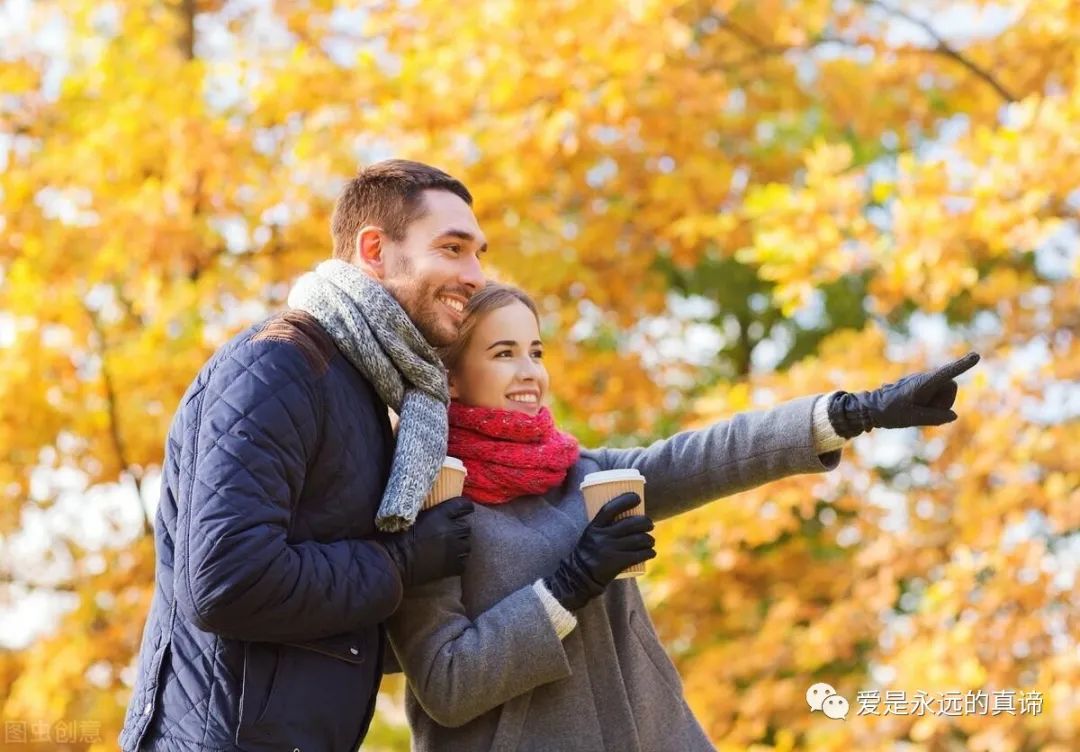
[
  {"xmin": 0, "ymin": 571, "xmax": 76, "ymax": 594},
  {"xmin": 864, "ymin": 0, "xmax": 1017, "ymax": 103},
  {"xmin": 706, "ymin": 16, "xmax": 854, "ymax": 76},
  {"xmin": 717, "ymin": 18, "xmax": 790, "ymax": 56},
  {"xmin": 179, "ymin": 0, "xmax": 196, "ymax": 60},
  {"xmin": 84, "ymin": 303, "xmax": 153, "ymax": 538}
]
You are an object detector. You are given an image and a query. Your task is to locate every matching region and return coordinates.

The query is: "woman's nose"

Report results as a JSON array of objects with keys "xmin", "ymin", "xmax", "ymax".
[{"xmin": 517, "ymin": 358, "xmax": 540, "ymax": 380}]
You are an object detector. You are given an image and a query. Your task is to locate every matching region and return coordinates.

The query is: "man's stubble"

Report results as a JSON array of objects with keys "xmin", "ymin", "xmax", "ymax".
[{"xmin": 382, "ymin": 253, "xmax": 456, "ymax": 348}]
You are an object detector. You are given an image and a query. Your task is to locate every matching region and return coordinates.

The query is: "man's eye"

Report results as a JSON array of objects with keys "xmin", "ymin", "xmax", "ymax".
[
  {"xmin": 444, "ymin": 244, "xmax": 460, "ymax": 254},
  {"xmin": 531, "ymin": 350, "xmax": 544, "ymax": 359}
]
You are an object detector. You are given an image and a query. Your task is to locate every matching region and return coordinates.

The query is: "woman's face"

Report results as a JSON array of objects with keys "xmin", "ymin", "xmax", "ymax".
[{"xmin": 449, "ymin": 301, "xmax": 549, "ymax": 416}]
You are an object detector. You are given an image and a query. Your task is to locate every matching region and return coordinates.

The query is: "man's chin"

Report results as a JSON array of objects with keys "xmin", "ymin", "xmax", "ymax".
[{"xmin": 418, "ymin": 321, "xmax": 458, "ymax": 349}]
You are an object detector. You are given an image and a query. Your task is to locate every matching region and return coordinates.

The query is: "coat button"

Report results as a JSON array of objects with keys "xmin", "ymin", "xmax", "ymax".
[
  {"xmin": 143, "ymin": 702, "xmax": 152, "ymax": 715},
  {"xmin": 349, "ymin": 647, "xmax": 359, "ymax": 655}
]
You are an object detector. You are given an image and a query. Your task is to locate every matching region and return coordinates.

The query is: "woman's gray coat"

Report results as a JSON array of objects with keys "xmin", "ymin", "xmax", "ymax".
[{"xmin": 387, "ymin": 394, "xmax": 842, "ymax": 751}]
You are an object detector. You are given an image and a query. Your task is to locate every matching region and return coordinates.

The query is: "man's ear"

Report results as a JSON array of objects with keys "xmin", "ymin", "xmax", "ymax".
[
  {"xmin": 353, "ymin": 226, "xmax": 385, "ymax": 278},
  {"xmin": 448, "ymin": 372, "xmax": 460, "ymax": 400}
]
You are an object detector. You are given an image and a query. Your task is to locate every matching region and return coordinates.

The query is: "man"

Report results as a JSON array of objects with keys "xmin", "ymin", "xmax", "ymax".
[{"xmin": 120, "ymin": 160, "xmax": 488, "ymax": 751}]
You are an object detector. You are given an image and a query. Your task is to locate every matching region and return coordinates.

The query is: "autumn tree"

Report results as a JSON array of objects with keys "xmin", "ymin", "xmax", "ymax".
[{"xmin": 1, "ymin": 1, "xmax": 1077, "ymax": 750}]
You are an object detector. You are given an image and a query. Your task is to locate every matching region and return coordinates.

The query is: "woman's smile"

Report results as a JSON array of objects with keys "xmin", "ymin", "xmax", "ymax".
[{"xmin": 506, "ymin": 390, "xmax": 541, "ymax": 413}]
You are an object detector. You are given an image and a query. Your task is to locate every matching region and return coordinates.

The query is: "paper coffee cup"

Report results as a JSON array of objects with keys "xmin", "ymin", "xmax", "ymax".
[
  {"xmin": 423, "ymin": 457, "xmax": 467, "ymax": 510},
  {"xmin": 580, "ymin": 469, "xmax": 647, "ymax": 578}
]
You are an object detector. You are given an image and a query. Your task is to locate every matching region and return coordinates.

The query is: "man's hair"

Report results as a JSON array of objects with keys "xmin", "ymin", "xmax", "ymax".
[
  {"xmin": 439, "ymin": 283, "xmax": 540, "ymax": 372},
  {"xmin": 330, "ymin": 159, "xmax": 473, "ymax": 260}
]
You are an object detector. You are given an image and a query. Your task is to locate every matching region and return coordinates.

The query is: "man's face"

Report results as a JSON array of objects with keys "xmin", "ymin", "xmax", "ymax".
[{"xmin": 377, "ymin": 190, "xmax": 487, "ymax": 347}]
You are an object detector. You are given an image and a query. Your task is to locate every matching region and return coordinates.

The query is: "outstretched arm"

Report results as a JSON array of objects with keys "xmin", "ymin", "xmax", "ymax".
[
  {"xmin": 590, "ymin": 352, "xmax": 979, "ymax": 522},
  {"xmin": 589, "ymin": 394, "xmax": 841, "ymax": 522}
]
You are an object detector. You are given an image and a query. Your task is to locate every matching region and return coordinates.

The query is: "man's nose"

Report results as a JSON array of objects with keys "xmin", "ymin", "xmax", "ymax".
[{"xmin": 459, "ymin": 252, "xmax": 484, "ymax": 293}]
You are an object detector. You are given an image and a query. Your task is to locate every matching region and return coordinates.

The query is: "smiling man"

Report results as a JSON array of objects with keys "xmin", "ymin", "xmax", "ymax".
[
  {"xmin": 344, "ymin": 186, "xmax": 485, "ymax": 347},
  {"xmin": 121, "ymin": 160, "xmax": 487, "ymax": 752}
]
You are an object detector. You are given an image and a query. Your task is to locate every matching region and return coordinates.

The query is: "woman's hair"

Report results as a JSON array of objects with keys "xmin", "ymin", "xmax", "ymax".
[{"xmin": 439, "ymin": 282, "xmax": 540, "ymax": 372}]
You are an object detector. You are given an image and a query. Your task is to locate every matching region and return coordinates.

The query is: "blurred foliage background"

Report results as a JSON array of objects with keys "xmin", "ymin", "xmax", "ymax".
[{"xmin": 1, "ymin": 0, "xmax": 1078, "ymax": 749}]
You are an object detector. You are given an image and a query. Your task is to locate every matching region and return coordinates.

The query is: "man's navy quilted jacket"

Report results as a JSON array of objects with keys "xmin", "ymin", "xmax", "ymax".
[{"xmin": 120, "ymin": 310, "xmax": 404, "ymax": 752}]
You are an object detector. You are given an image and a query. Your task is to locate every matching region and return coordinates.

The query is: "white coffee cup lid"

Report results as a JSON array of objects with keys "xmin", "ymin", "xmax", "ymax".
[
  {"xmin": 579, "ymin": 468, "xmax": 645, "ymax": 489},
  {"xmin": 442, "ymin": 456, "xmax": 467, "ymax": 474}
]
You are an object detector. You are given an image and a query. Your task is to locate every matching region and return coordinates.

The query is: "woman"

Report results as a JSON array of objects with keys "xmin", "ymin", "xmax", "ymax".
[{"xmin": 386, "ymin": 283, "xmax": 977, "ymax": 751}]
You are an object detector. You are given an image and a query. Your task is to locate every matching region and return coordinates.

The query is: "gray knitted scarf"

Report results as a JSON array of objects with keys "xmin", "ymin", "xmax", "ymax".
[{"xmin": 288, "ymin": 259, "xmax": 449, "ymax": 532}]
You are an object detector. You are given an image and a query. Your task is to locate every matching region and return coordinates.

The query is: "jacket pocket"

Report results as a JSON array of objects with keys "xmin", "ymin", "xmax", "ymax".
[
  {"xmin": 627, "ymin": 610, "xmax": 686, "ymax": 700},
  {"xmin": 285, "ymin": 632, "xmax": 367, "ymax": 664},
  {"xmin": 236, "ymin": 642, "xmax": 285, "ymax": 739},
  {"xmin": 235, "ymin": 639, "xmax": 377, "ymax": 752},
  {"xmin": 625, "ymin": 611, "xmax": 714, "ymax": 751}
]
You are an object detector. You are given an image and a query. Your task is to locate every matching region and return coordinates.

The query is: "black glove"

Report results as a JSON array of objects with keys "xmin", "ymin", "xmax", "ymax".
[
  {"xmin": 378, "ymin": 497, "xmax": 474, "ymax": 588},
  {"xmin": 827, "ymin": 352, "xmax": 980, "ymax": 438},
  {"xmin": 543, "ymin": 493, "xmax": 656, "ymax": 612}
]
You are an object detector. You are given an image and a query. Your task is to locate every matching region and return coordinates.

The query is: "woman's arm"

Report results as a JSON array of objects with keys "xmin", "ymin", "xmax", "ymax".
[
  {"xmin": 587, "ymin": 394, "xmax": 843, "ymax": 522},
  {"xmin": 386, "ymin": 577, "xmax": 576, "ymax": 728}
]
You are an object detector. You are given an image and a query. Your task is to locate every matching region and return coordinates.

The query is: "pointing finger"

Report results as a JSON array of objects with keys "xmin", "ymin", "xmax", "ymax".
[{"xmin": 933, "ymin": 351, "xmax": 980, "ymax": 381}]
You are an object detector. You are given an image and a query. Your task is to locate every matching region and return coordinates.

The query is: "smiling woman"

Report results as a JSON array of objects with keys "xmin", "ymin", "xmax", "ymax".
[
  {"xmin": 439, "ymin": 283, "xmax": 547, "ymax": 416},
  {"xmin": 385, "ymin": 278, "xmax": 982, "ymax": 751},
  {"xmin": 384, "ymin": 282, "xmax": 853, "ymax": 751}
]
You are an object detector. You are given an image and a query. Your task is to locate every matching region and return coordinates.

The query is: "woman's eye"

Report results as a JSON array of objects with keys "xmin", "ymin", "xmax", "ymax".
[
  {"xmin": 531, "ymin": 350, "xmax": 544, "ymax": 359},
  {"xmin": 495, "ymin": 350, "xmax": 512, "ymax": 358}
]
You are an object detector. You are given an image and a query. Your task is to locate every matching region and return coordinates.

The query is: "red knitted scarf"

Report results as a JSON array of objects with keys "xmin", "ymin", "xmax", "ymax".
[{"xmin": 447, "ymin": 402, "xmax": 580, "ymax": 504}]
